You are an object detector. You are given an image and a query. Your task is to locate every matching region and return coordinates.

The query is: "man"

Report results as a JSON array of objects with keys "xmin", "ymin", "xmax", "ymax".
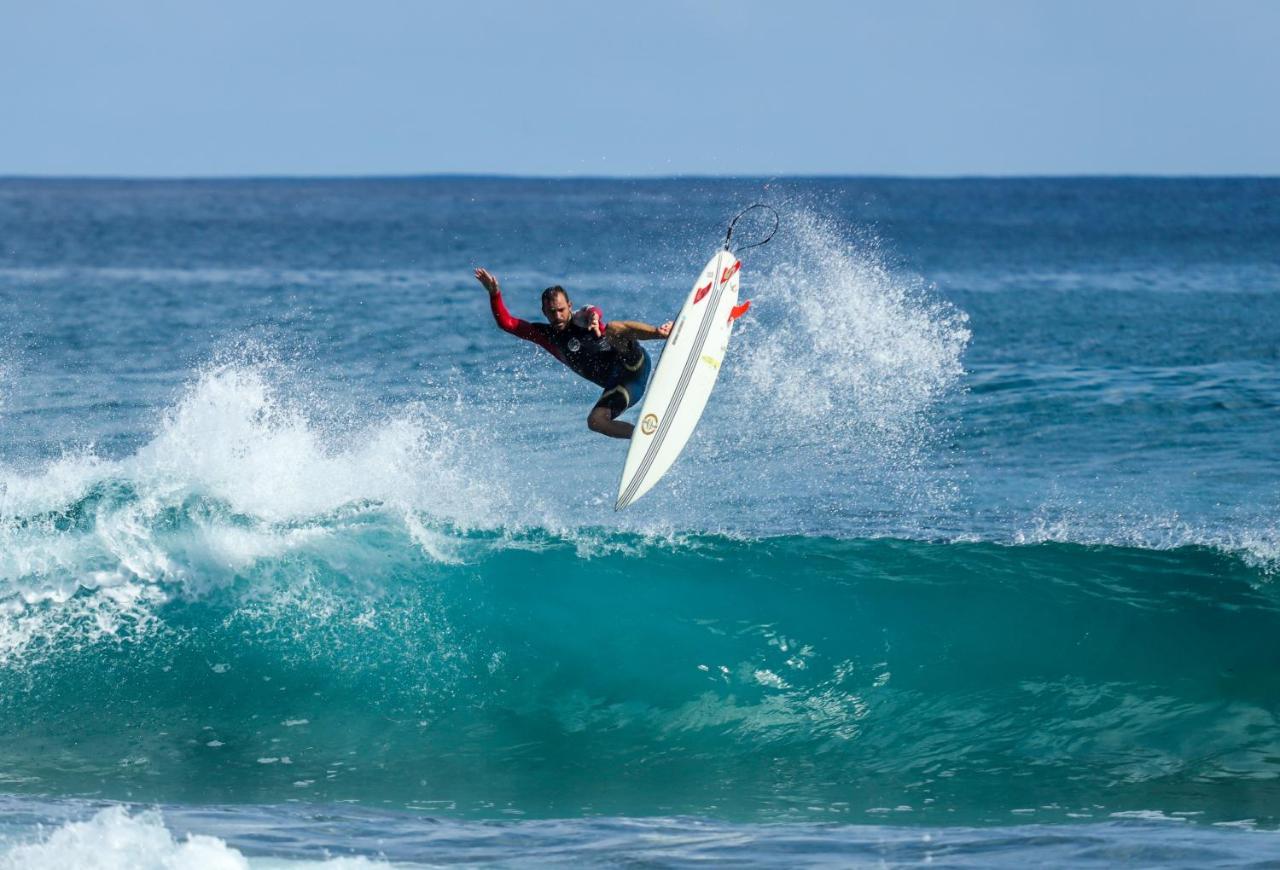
[{"xmin": 474, "ymin": 267, "xmax": 672, "ymax": 439}]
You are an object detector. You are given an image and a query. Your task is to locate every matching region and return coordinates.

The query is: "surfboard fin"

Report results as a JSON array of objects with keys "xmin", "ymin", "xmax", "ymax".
[{"xmin": 728, "ymin": 300, "xmax": 751, "ymax": 322}]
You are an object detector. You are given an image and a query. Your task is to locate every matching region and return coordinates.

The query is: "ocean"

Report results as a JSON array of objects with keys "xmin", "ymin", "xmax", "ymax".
[{"xmin": 1, "ymin": 177, "xmax": 1278, "ymax": 866}]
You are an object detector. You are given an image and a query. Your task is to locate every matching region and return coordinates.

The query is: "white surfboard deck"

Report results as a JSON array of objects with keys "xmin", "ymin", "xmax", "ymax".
[{"xmin": 616, "ymin": 249, "xmax": 742, "ymax": 510}]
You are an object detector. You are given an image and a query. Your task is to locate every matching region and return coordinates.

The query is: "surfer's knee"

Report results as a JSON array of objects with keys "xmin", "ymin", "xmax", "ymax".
[{"xmin": 587, "ymin": 406, "xmax": 613, "ymax": 432}]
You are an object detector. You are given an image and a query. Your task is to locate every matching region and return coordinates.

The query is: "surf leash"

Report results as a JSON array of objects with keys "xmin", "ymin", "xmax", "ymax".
[{"xmin": 723, "ymin": 203, "xmax": 779, "ymax": 253}]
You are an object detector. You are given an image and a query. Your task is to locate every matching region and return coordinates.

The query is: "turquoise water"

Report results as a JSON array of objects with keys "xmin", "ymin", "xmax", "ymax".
[{"xmin": 1, "ymin": 177, "xmax": 1278, "ymax": 864}]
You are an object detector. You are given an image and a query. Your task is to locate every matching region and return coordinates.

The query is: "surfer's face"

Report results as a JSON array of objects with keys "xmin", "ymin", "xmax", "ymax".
[{"xmin": 542, "ymin": 294, "xmax": 572, "ymax": 330}]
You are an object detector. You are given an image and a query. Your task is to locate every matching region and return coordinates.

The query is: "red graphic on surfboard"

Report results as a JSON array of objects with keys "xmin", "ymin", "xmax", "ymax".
[{"xmin": 694, "ymin": 261, "xmax": 741, "ymax": 305}]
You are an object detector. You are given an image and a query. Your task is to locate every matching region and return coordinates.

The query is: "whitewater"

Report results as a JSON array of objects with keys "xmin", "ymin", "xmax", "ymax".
[{"xmin": 2, "ymin": 177, "xmax": 1279, "ymax": 865}]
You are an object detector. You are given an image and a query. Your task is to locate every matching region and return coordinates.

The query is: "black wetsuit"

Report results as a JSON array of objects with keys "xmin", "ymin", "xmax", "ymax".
[{"xmin": 489, "ymin": 293, "xmax": 653, "ymax": 415}]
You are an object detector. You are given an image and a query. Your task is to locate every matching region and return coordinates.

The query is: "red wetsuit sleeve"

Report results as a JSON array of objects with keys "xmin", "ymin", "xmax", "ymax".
[{"xmin": 488, "ymin": 290, "xmax": 563, "ymax": 360}]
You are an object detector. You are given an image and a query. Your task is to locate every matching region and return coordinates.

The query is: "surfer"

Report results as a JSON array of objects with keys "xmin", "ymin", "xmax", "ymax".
[{"xmin": 474, "ymin": 267, "xmax": 672, "ymax": 439}]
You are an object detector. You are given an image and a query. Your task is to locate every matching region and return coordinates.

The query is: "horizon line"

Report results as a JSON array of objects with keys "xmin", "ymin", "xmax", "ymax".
[{"xmin": 1, "ymin": 172, "xmax": 1278, "ymax": 183}]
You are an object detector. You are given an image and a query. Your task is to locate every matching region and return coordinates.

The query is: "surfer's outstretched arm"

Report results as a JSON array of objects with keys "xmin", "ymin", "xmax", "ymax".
[
  {"xmin": 605, "ymin": 320, "xmax": 673, "ymax": 341},
  {"xmin": 474, "ymin": 268, "xmax": 561, "ymax": 358}
]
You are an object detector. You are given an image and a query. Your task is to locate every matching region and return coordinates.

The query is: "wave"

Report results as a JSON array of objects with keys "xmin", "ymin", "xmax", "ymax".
[
  {"xmin": 2, "ymin": 357, "xmax": 1272, "ymax": 607},
  {"xmin": 3, "ymin": 469, "xmax": 1278, "ymax": 820},
  {"xmin": 1, "ymin": 214, "xmax": 1275, "ymax": 820}
]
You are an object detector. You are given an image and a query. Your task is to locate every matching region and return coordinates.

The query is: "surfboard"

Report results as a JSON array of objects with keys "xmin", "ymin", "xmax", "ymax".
[{"xmin": 615, "ymin": 249, "xmax": 746, "ymax": 509}]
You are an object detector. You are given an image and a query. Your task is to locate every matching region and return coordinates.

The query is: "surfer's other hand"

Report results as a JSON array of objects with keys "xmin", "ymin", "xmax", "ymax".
[
  {"xmin": 474, "ymin": 268, "xmax": 500, "ymax": 294},
  {"xmin": 657, "ymin": 321, "xmax": 673, "ymax": 338}
]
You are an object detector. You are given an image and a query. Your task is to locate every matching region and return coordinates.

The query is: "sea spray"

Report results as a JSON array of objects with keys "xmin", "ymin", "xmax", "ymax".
[
  {"xmin": 724, "ymin": 209, "xmax": 970, "ymax": 514},
  {"xmin": 736, "ymin": 211, "xmax": 969, "ymax": 436},
  {"xmin": 518, "ymin": 205, "xmax": 973, "ymax": 530}
]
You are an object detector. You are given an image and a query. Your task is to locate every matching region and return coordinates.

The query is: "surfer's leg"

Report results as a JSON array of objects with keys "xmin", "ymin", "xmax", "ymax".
[
  {"xmin": 588, "ymin": 405, "xmax": 634, "ymax": 439},
  {"xmin": 589, "ymin": 387, "xmax": 634, "ymax": 439}
]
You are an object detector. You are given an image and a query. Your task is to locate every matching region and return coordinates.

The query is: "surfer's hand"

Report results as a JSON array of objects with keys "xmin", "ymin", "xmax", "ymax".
[
  {"xmin": 474, "ymin": 268, "xmax": 500, "ymax": 295},
  {"xmin": 657, "ymin": 321, "xmax": 673, "ymax": 338},
  {"xmin": 573, "ymin": 306, "xmax": 605, "ymax": 336}
]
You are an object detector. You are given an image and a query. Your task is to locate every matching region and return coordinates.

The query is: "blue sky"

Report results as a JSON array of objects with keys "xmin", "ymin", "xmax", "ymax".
[{"xmin": 3, "ymin": 0, "xmax": 1276, "ymax": 176}]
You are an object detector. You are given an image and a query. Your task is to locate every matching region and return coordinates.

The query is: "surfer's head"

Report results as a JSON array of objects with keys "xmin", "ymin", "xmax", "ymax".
[{"xmin": 541, "ymin": 286, "xmax": 572, "ymax": 330}]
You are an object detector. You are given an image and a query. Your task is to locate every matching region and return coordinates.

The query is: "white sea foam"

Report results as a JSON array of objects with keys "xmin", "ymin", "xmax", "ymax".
[
  {"xmin": 0, "ymin": 805, "xmax": 392, "ymax": 869},
  {"xmin": 1010, "ymin": 508, "xmax": 1280, "ymax": 574},
  {"xmin": 128, "ymin": 364, "xmax": 505, "ymax": 525},
  {"xmin": 0, "ymin": 362, "xmax": 512, "ymax": 663},
  {"xmin": 2, "ymin": 363, "xmax": 506, "ymax": 524},
  {"xmin": 0, "ymin": 806, "xmax": 245, "ymax": 870}
]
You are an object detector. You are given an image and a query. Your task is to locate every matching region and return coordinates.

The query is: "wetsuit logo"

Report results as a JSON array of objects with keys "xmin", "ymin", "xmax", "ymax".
[
  {"xmin": 640, "ymin": 413, "xmax": 658, "ymax": 435},
  {"xmin": 567, "ymin": 338, "xmax": 581, "ymax": 353}
]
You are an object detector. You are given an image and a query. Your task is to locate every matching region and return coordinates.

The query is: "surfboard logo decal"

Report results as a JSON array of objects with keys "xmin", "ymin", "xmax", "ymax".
[
  {"xmin": 640, "ymin": 413, "xmax": 659, "ymax": 435},
  {"xmin": 693, "ymin": 281, "xmax": 712, "ymax": 304},
  {"xmin": 721, "ymin": 261, "xmax": 741, "ymax": 283}
]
